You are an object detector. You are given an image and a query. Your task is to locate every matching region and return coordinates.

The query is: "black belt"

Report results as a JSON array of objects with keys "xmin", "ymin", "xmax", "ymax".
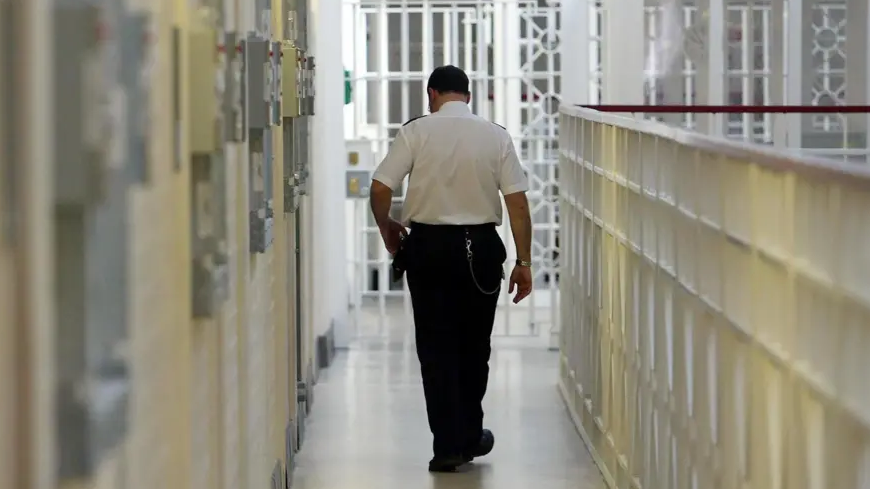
[
  {"xmin": 393, "ymin": 222, "xmax": 496, "ymax": 283},
  {"xmin": 409, "ymin": 222, "xmax": 496, "ymax": 233},
  {"xmin": 407, "ymin": 222, "xmax": 502, "ymax": 295}
]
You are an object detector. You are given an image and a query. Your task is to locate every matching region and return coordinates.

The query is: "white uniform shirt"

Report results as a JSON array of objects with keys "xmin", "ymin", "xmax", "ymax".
[{"xmin": 372, "ymin": 101, "xmax": 529, "ymax": 227}]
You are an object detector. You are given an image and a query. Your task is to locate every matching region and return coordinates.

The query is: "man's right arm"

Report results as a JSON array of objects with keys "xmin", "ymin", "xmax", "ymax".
[
  {"xmin": 498, "ymin": 137, "xmax": 532, "ymax": 263},
  {"xmin": 504, "ymin": 192, "xmax": 532, "ymax": 264}
]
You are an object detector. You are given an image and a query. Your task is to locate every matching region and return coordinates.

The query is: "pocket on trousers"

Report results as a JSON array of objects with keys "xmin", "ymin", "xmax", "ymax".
[
  {"xmin": 469, "ymin": 259, "xmax": 504, "ymax": 291},
  {"xmin": 398, "ymin": 232, "xmax": 420, "ymax": 272},
  {"xmin": 496, "ymin": 236, "xmax": 507, "ymax": 264},
  {"xmin": 472, "ymin": 230, "xmax": 507, "ymax": 264}
]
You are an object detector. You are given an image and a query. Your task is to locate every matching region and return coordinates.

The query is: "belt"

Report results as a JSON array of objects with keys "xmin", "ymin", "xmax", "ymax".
[{"xmin": 409, "ymin": 222, "xmax": 496, "ymax": 233}]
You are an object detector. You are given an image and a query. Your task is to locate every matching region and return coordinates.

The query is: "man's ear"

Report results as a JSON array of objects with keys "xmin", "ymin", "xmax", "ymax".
[{"xmin": 466, "ymin": 92, "xmax": 472, "ymax": 104}]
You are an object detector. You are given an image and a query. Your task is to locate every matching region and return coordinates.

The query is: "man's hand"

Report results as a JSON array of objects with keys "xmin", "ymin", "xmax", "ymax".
[
  {"xmin": 508, "ymin": 265, "xmax": 533, "ymax": 304},
  {"xmin": 379, "ymin": 218, "xmax": 408, "ymax": 254}
]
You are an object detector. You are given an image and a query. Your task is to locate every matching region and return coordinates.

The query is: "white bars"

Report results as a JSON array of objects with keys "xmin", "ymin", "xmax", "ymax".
[{"xmin": 343, "ymin": 0, "xmax": 562, "ymax": 341}]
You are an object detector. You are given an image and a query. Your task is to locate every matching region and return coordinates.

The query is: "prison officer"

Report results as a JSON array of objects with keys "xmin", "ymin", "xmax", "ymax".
[{"xmin": 369, "ymin": 65, "xmax": 533, "ymax": 473}]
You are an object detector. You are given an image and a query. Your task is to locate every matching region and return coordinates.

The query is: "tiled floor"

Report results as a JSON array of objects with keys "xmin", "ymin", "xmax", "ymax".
[{"xmin": 291, "ymin": 309, "xmax": 606, "ymax": 489}]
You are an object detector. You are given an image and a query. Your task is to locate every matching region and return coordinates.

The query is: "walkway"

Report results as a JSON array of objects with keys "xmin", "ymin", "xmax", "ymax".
[{"xmin": 292, "ymin": 310, "xmax": 606, "ymax": 489}]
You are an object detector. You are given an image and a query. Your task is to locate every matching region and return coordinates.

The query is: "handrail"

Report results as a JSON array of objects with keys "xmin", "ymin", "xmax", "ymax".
[
  {"xmin": 578, "ymin": 104, "xmax": 870, "ymax": 114},
  {"xmin": 560, "ymin": 105, "xmax": 870, "ymax": 186},
  {"xmin": 557, "ymin": 104, "xmax": 870, "ymax": 489}
]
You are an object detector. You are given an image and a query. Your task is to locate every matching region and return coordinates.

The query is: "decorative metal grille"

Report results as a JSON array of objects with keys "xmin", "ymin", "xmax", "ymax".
[
  {"xmin": 344, "ymin": 0, "xmax": 561, "ymax": 340},
  {"xmin": 633, "ymin": 0, "xmax": 855, "ymax": 153}
]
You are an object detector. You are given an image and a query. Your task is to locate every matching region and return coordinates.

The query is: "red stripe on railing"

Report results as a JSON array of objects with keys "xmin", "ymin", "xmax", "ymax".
[
  {"xmin": 486, "ymin": 94, "xmax": 542, "ymax": 101},
  {"xmin": 578, "ymin": 105, "xmax": 870, "ymax": 114}
]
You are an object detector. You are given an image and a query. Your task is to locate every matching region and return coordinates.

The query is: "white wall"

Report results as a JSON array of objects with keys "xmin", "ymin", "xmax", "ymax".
[
  {"xmin": 601, "ymin": 0, "xmax": 645, "ymax": 104},
  {"xmin": 310, "ymin": 0, "xmax": 350, "ymax": 347},
  {"xmin": 559, "ymin": 0, "xmax": 590, "ymax": 105}
]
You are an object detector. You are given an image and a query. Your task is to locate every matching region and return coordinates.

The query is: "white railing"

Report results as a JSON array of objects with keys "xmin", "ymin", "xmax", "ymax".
[{"xmin": 558, "ymin": 105, "xmax": 870, "ymax": 489}]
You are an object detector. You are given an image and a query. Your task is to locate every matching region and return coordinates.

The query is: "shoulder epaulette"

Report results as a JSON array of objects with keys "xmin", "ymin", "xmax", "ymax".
[
  {"xmin": 491, "ymin": 122, "xmax": 507, "ymax": 131},
  {"xmin": 402, "ymin": 115, "xmax": 427, "ymax": 127}
]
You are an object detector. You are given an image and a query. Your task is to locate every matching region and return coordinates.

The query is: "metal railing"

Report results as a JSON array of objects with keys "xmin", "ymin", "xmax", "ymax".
[
  {"xmin": 558, "ymin": 105, "xmax": 870, "ymax": 489},
  {"xmin": 579, "ymin": 105, "xmax": 870, "ymax": 164}
]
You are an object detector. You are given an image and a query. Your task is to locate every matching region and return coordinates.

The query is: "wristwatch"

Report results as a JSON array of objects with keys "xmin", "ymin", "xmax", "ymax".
[{"xmin": 516, "ymin": 259, "xmax": 532, "ymax": 267}]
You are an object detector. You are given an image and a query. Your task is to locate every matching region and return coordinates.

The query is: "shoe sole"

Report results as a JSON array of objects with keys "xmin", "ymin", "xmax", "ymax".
[{"xmin": 428, "ymin": 456, "xmax": 466, "ymax": 473}]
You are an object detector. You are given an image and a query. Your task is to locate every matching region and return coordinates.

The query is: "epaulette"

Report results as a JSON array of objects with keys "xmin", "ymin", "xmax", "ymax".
[
  {"xmin": 402, "ymin": 115, "xmax": 427, "ymax": 126},
  {"xmin": 491, "ymin": 122, "xmax": 507, "ymax": 130}
]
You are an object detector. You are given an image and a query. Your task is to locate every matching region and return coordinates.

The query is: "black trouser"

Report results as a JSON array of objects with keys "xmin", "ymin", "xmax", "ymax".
[{"xmin": 403, "ymin": 222, "xmax": 506, "ymax": 458}]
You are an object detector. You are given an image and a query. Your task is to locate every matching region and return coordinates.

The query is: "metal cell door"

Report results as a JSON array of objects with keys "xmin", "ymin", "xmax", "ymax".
[{"xmin": 343, "ymin": 0, "xmax": 561, "ymax": 345}]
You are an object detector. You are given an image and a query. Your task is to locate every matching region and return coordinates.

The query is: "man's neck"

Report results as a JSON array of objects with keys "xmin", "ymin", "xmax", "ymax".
[{"xmin": 433, "ymin": 98, "xmax": 467, "ymax": 112}]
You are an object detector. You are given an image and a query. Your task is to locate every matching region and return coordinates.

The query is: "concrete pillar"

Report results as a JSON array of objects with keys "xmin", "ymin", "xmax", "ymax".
[
  {"xmin": 309, "ymin": 0, "xmax": 349, "ymax": 347},
  {"xmin": 696, "ymin": 0, "xmax": 726, "ymax": 135},
  {"xmin": 21, "ymin": 0, "xmax": 57, "ymax": 487},
  {"xmin": 770, "ymin": 0, "xmax": 788, "ymax": 147},
  {"xmin": 845, "ymin": 0, "xmax": 869, "ymax": 162},
  {"xmin": 559, "ymin": 0, "xmax": 590, "ymax": 105},
  {"xmin": 786, "ymin": 0, "xmax": 815, "ymax": 148},
  {"xmin": 601, "ymin": 0, "xmax": 645, "ymax": 104}
]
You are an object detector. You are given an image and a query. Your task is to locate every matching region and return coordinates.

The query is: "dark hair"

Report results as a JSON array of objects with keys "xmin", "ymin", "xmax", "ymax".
[{"xmin": 426, "ymin": 65, "xmax": 470, "ymax": 95}]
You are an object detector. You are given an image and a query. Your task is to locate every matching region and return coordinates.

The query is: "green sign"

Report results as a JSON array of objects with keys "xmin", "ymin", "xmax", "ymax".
[{"xmin": 344, "ymin": 69, "xmax": 352, "ymax": 105}]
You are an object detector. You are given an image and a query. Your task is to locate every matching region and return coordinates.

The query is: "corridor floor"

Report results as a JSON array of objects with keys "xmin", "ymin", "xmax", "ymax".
[{"xmin": 291, "ymin": 315, "xmax": 606, "ymax": 489}]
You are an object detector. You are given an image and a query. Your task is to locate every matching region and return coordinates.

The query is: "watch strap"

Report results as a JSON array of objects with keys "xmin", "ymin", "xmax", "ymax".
[{"xmin": 516, "ymin": 259, "xmax": 532, "ymax": 267}]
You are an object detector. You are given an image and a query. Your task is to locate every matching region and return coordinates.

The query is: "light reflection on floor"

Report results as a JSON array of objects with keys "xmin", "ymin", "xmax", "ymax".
[{"xmin": 291, "ymin": 306, "xmax": 606, "ymax": 489}]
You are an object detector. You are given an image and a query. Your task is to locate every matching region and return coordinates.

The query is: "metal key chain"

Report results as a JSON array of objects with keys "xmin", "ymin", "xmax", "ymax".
[{"xmin": 465, "ymin": 229, "xmax": 502, "ymax": 295}]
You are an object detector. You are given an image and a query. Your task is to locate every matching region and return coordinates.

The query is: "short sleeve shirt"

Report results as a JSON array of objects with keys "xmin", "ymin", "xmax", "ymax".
[{"xmin": 371, "ymin": 101, "xmax": 529, "ymax": 226}]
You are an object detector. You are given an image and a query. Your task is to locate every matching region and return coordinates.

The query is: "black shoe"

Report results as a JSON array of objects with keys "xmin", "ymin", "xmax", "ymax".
[
  {"xmin": 464, "ymin": 429, "xmax": 495, "ymax": 462},
  {"xmin": 428, "ymin": 455, "xmax": 466, "ymax": 473}
]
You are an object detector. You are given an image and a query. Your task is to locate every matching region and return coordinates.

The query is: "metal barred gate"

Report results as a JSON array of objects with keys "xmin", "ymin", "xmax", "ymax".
[
  {"xmin": 342, "ymin": 0, "xmax": 561, "ymax": 343},
  {"xmin": 587, "ymin": 0, "xmax": 859, "ymax": 155}
]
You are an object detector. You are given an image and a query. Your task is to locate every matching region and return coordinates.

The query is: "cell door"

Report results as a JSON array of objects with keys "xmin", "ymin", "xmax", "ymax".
[{"xmin": 344, "ymin": 0, "xmax": 561, "ymax": 344}]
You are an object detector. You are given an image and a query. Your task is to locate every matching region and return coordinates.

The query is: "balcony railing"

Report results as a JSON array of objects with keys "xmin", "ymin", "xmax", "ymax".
[
  {"xmin": 558, "ymin": 105, "xmax": 870, "ymax": 489},
  {"xmin": 578, "ymin": 105, "xmax": 870, "ymax": 164}
]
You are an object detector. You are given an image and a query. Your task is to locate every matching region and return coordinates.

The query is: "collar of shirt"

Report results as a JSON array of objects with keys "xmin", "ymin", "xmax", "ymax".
[{"xmin": 434, "ymin": 101, "xmax": 471, "ymax": 116}]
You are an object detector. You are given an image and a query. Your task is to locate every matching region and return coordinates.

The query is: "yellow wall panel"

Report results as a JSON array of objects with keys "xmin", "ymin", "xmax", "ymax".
[
  {"xmin": 0, "ymin": 197, "xmax": 16, "ymax": 489},
  {"xmin": 0, "ymin": 3, "xmax": 11, "ymax": 479},
  {"xmin": 125, "ymin": 0, "xmax": 192, "ymax": 487},
  {"xmin": 220, "ymin": 151, "xmax": 244, "ymax": 489},
  {"xmin": 0, "ymin": 13, "xmax": 16, "ymax": 478},
  {"xmin": 232, "ymin": 144, "xmax": 252, "ymax": 489},
  {"xmin": 0, "ymin": 251, "xmax": 14, "ymax": 489},
  {"xmin": 15, "ymin": 0, "xmax": 58, "ymax": 487},
  {"xmin": 270, "ymin": 0, "xmax": 291, "ymax": 465},
  {"xmin": 245, "ymin": 251, "xmax": 277, "ymax": 488},
  {"xmin": 11, "ymin": 0, "xmax": 313, "ymax": 487}
]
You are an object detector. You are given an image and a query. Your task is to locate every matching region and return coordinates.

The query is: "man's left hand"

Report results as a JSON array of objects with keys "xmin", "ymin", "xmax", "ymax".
[{"xmin": 379, "ymin": 218, "xmax": 408, "ymax": 254}]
